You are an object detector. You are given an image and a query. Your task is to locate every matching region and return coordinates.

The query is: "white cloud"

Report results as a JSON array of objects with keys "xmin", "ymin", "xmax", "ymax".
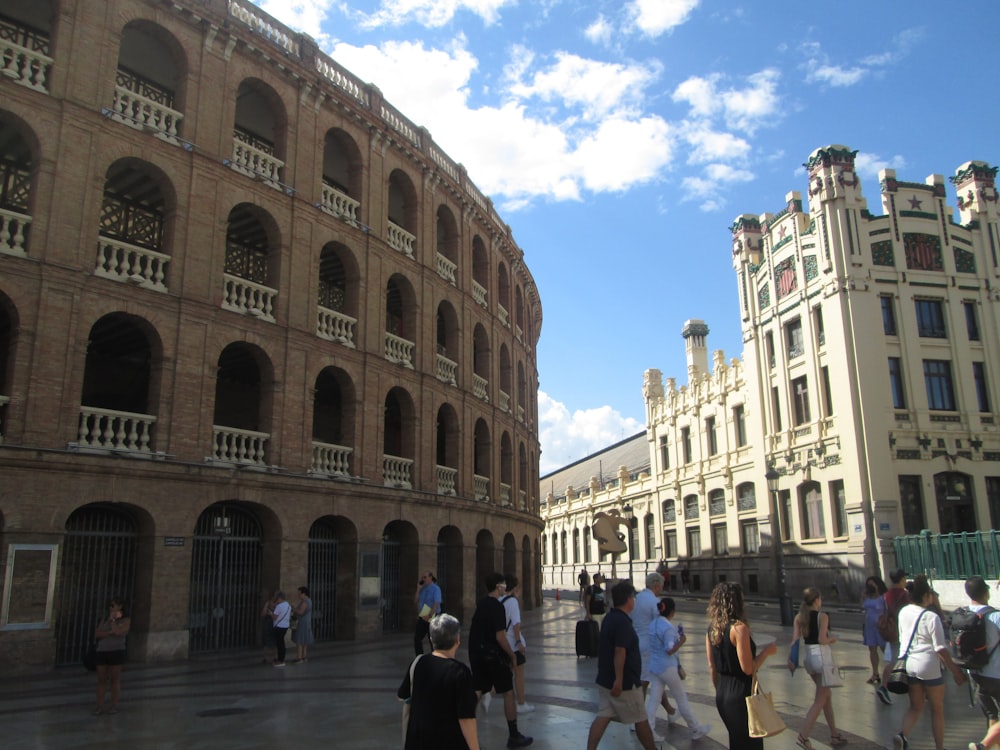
[
  {"xmin": 801, "ymin": 28, "xmax": 924, "ymax": 89},
  {"xmin": 358, "ymin": 0, "xmax": 515, "ymax": 28},
  {"xmin": 584, "ymin": 15, "xmax": 614, "ymax": 46},
  {"xmin": 682, "ymin": 127, "xmax": 750, "ymax": 164},
  {"xmin": 574, "ymin": 116, "xmax": 674, "ymax": 191},
  {"xmin": 254, "ymin": 0, "xmax": 333, "ymax": 40},
  {"xmin": 854, "ymin": 151, "xmax": 907, "ymax": 179},
  {"xmin": 681, "ymin": 162, "xmax": 754, "ymax": 212},
  {"xmin": 673, "ymin": 69, "xmax": 781, "ymax": 135},
  {"xmin": 627, "ymin": 0, "xmax": 700, "ymax": 37},
  {"xmin": 538, "ymin": 392, "xmax": 643, "ymax": 475},
  {"xmin": 805, "ymin": 63, "xmax": 867, "ymax": 87}
]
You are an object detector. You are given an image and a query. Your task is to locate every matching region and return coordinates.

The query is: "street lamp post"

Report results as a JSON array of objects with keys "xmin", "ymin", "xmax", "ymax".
[{"xmin": 766, "ymin": 467, "xmax": 794, "ymax": 626}]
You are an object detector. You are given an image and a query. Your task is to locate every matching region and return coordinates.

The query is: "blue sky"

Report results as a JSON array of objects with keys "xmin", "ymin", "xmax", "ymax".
[{"xmin": 252, "ymin": 0, "xmax": 1000, "ymax": 473}]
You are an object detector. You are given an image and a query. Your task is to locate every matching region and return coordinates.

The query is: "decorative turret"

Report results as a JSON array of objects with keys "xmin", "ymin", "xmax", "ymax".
[
  {"xmin": 681, "ymin": 319, "xmax": 709, "ymax": 383},
  {"xmin": 803, "ymin": 145, "xmax": 867, "ymax": 211},
  {"xmin": 951, "ymin": 160, "xmax": 999, "ymax": 224},
  {"xmin": 730, "ymin": 214, "xmax": 763, "ymax": 269}
]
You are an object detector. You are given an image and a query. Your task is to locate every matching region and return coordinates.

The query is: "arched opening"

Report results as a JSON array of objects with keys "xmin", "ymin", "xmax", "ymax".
[
  {"xmin": 386, "ymin": 169, "xmax": 417, "ymax": 257},
  {"xmin": 436, "ymin": 300, "xmax": 459, "ymax": 384},
  {"xmin": 515, "ymin": 285, "xmax": 524, "ymax": 336},
  {"xmin": 223, "ymin": 202, "xmax": 280, "ymax": 319},
  {"xmin": 383, "ymin": 386, "xmax": 415, "ymax": 488},
  {"xmin": 189, "ymin": 503, "xmax": 263, "ymax": 653},
  {"xmin": 435, "ymin": 403, "xmax": 460, "ymax": 495},
  {"xmin": 471, "ymin": 235, "xmax": 488, "ymax": 306},
  {"xmin": 518, "ymin": 442, "xmax": 528, "ymax": 510},
  {"xmin": 517, "ymin": 361, "xmax": 526, "ymax": 418},
  {"xmin": 320, "ymin": 128, "xmax": 362, "ymax": 223},
  {"xmin": 385, "ymin": 274, "xmax": 416, "ymax": 367},
  {"xmin": 473, "ymin": 418, "xmax": 491, "ymax": 501},
  {"xmin": 382, "ymin": 520, "xmax": 418, "ymax": 633},
  {"xmin": 473, "ymin": 324, "xmax": 490, "ymax": 402},
  {"xmin": 500, "ymin": 432, "xmax": 513, "ymax": 507},
  {"xmin": 436, "ymin": 525, "xmax": 464, "ymax": 621},
  {"xmin": 502, "ymin": 533, "xmax": 517, "ymax": 577},
  {"xmin": 499, "ymin": 345, "xmax": 512, "ymax": 411},
  {"xmin": 797, "ymin": 481, "xmax": 824, "ymax": 540},
  {"xmin": 497, "ymin": 262, "xmax": 510, "ymax": 322},
  {"xmin": 0, "ymin": 114, "xmax": 35, "ymax": 256},
  {"xmin": 311, "ymin": 367, "xmax": 355, "ymax": 476},
  {"xmin": 212, "ymin": 343, "xmax": 273, "ymax": 465},
  {"xmin": 435, "ymin": 205, "xmax": 458, "ymax": 284},
  {"xmin": 475, "ymin": 529, "xmax": 496, "ymax": 594},
  {"xmin": 308, "ymin": 516, "xmax": 358, "ymax": 641},
  {"xmin": 521, "ymin": 534, "xmax": 533, "ymax": 610},
  {"xmin": 316, "ymin": 241, "xmax": 359, "ymax": 347},
  {"xmin": 112, "ymin": 21, "xmax": 186, "ymax": 140},
  {"xmin": 1, "ymin": 0, "xmax": 54, "ymax": 92},
  {"xmin": 231, "ymin": 78, "xmax": 287, "ymax": 186}
]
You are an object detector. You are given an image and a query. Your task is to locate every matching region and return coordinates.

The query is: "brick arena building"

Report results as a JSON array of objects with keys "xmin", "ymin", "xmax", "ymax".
[{"xmin": 0, "ymin": 0, "xmax": 542, "ymax": 668}]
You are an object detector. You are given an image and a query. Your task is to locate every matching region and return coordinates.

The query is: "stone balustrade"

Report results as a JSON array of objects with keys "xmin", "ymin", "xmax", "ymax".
[
  {"xmin": 211, "ymin": 425, "xmax": 269, "ymax": 465},
  {"xmin": 78, "ymin": 406, "xmax": 156, "ymax": 452},
  {"xmin": 519, "ymin": 489, "xmax": 527, "ymax": 511},
  {"xmin": 111, "ymin": 85, "xmax": 183, "ymax": 143},
  {"xmin": 498, "ymin": 305, "xmax": 509, "ymax": 326},
  {"xmin": 0, "ymin": 36, "xmax": 52, "ymax": 93},
  {"xmin": 517, "ymin": 404, "xmax": 525, "ymax": 423},
  {"xmin": 474, "ymin": 474, "xmax": 490, "ymax": 501},
  {"xmin": 386, "ymin": 222, "xmax": 415, "ymax": 258},
  {"xmin": 472, "ymin": 280, "xmax": 487, "ymax": 308},
  {"xmin": 229, "ymin": 136, "xmax": 284, "ymax": 188},
  {"xmin": 320, "ymin": 183, "xmax": 360, "ymax": 225},
  {"xmin": 0, "ymin": 207, "xmax": 29, "ymax": 257},
  {"xmin": 516, "ymin": 324, "xmax": 523, "ymax": 343},
  {"xmin": 385, "ymin": 331, "xmax": 414, "ymax": 368},
  {"xmin": 436, "ymin": 253, "xmax": 457, "ymax": 284},
  {"xmin": 499, "ymin": 483, "xmax": 511, "ymax": 507},
  {"xmin": 316, "ymin": 306, "xmax": 357, "ymax": 347},
  {"xmin": 436, "ymin": 353, "xmax": 457, "ymax": 384},
  {"xmin": 95, "ymin": 236, "xmax": 170, "ymax": 291},
  {"xmin": 498, "ymin": 391, "xmax": 510, "ymax": 412},
  {"xmin": 383, "ymin": 455, "xmax": 413, "ymax": 488},
  {"xmin": 310, "ymin": 440, "xmax": 353, "ymax": 476},
  {"xmin": 436, "ymin": 464, "xmax": 457, "ymax": 495},
  {"xmin": 222, "ymin": 273, "xmax": 276, "ymax": 321},
  {"xmin": 473, "ymin": 374, "xmax": 489, "ymax": 402}
]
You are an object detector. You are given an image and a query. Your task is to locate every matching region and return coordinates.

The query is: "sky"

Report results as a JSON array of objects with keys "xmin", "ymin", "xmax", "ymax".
[{"xmin": 250, "ymin": 0, "xmax": 1000, "ymax": 474}]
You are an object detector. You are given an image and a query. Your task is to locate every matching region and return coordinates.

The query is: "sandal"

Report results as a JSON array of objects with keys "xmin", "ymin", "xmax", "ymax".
[
  {"xmin": 796, "ymin": 735, "xmax": 814, "ymax": 750},
  {"xmin": 830, "ymin": 733, "xmax": 848, "ymax": 746}
]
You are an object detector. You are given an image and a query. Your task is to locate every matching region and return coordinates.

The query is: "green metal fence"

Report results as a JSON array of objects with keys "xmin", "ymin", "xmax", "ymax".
[{"xmin": 894, "ymin": 530, "xmax": 1000, "ymax": 580}]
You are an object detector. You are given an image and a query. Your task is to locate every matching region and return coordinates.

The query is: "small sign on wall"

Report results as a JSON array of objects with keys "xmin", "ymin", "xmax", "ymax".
[{"xmin": 164, "ymin": 537, "xmax": 185, "ymax": 547}]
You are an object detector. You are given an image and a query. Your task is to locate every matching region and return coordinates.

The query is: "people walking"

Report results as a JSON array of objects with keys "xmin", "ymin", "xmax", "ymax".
[
  {"xmin": 583, "ymin": 573, "xmax": 608, "ymax": 629},
  {"xmin": 706, "ymin": 581, "xmax": 777, "ymax": 749},
  {"xmin": 469, "ymin": 573, "xmax": 532, "ymax": 748},
  {"xmin": 586, "ymin": 580, "xmax": 658, "ymax": 750},
  {"xmin": 414, "ymin": 570, "xmax": 443, "ymax": 656},
  {"xmin": 877, "ymin": 569, "xmax": 911, "ymax": 705},
  {"xmin": 398, "ymin": 614, "xmax": 481, "ymax": 749},
  {"xmin": 291, "ymin": 586, "xmax": 314, "ymax": 663},
  {"xmin": 578, "ymin": 568, "xmax": 590, "ymax": 604},
  {"xmin": 93, "ymin": 597, "xmax": 130, "ymax": 715},
  {"xmin": 633, "ymin": 572, "xmax": 674, "ymax": 736},
  {"xmin": 861, "ymin": 576, "xmax": 888, "ymax": 684},
  {"xmin": 645, "ymin": 597, "xmax": 711, "ymax": 740},
  {"xmin": 270, "ymin": 591, "xmax": 291, "ymax": 667},
  {"xmin": 795, "ymin": 587, "xmax": 846, "ymax": 749},
  {"xmin": 961, "ymin": 576, "xmax": 1000, "ymax": 750},
  {"xmin": 501, "ymin": 575, "xmax": 533, "ymax": 714},
  {"xmin": 892, "ymin": 577, "xmax": 966, "ymax": 750}
]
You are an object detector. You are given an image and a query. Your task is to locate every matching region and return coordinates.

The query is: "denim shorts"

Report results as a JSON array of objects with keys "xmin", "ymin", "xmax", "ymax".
[{"xmin": 907, "ymin": 674, "xmax": 944, "ymax": 687}]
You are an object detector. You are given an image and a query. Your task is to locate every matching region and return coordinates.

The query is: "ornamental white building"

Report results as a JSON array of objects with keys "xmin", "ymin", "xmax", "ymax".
[{"xmin": 541, "ymin": 145, "xmax": 1000, "ymax": 600}]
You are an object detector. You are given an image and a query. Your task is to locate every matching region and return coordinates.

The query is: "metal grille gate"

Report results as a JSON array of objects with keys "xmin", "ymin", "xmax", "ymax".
[
  {"xmin": 308, "ymin": 522, "xmax": 338, "ymax": 641},
  {"xmin": 381, "ymin": 540, "xmax": 400, "ymax": 633},
  {"xmin": 56, "ymin": 506, "xmax": 138, "ymax": 666},
  {"xmin": 189, "ymin": 505, "xmax": 261, "ymax": 653}
]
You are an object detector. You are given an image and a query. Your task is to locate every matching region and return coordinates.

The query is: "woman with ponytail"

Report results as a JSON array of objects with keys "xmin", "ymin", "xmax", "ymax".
[{"xmin": 793, "ymin": 587, "xmax": 845, "ymax": 749}]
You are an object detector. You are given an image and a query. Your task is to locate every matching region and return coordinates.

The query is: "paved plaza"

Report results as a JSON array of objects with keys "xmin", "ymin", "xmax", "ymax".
[{"xmin": 2, "ymin": 595, "xmax": 990, "ymax": 749}]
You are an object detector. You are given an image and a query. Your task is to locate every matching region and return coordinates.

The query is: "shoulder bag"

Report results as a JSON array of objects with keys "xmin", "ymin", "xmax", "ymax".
[
  {"xmin": 887, "ymin": 609, "xmax": 928, "ymax": 694},
  {"xmin": 400, "ymin": 654, "xmax": 423, "ymax": 748},
  {"xmin": 746, "ymin": 671, "xmax": 787, "ymax": 738}
]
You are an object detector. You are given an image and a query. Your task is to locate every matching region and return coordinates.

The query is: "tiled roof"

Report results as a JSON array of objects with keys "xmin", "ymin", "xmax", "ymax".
[{"xmin": 540, "ymin": 431, "xmax": 649, "ymax": 499}]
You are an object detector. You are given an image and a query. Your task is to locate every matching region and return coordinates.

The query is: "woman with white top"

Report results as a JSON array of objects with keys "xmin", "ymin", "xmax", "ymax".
[
  {"xmin": 501, "ymin": 575, "xmax": 534, "ymax": 713},
  {"xmin": 892, "ymin": 577, "xmax": 966, "ymax": 750},
  {"xmin": 645, "ymin": 597, "xmax": 711, "ymax": 742},
  {"xmin": 270, "ymin": 591, "xmax": 291, "ymax": 667}
]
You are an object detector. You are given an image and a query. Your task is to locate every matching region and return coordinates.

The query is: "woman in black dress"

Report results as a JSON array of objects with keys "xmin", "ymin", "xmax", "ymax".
[{"xmin": 705, "ymin": 582, "xmax": 777, "ymax": 749}]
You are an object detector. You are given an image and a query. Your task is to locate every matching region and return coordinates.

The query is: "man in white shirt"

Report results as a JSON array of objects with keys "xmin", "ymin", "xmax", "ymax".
[
  {"xmin": 966, "ymin": 576, "xmax": 1000, "ymax": 750},
  {"xmin": 632, "ymin": 573, "xmax": 673, "ymax": 739}
]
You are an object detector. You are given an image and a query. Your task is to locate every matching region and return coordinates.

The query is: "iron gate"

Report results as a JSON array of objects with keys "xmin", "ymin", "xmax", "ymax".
[
  {"xmin": 381, "ymin": 540, "xmax": 400, "ymax": 633},
  {"xmin": 308, "ymin": 523, "xmax": 338, "ymax": 641},
  {"xmin": 56, "ymin": 505, "xmax": 138, "ymax": 666},
  {"xmin": 436, "ymin": 543, "xmax": 447, "ymax": 612},
  {"xmin": 188, "ymin": 505, "xmax": 261, "ymax": 653}
]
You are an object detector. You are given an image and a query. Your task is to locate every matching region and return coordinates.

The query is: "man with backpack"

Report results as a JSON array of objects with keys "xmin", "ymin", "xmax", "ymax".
[{"xmin": 955, "ymin": 576, "xmax": 1000, "ymax": 750}]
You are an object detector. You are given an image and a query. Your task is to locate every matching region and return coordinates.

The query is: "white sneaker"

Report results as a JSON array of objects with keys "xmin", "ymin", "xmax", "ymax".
[
  {"xmin": 516, "ymin": 703, "xmax": 535, "ymax": 714},
  {"xmin": 691, "ymin": 723, "xmax": 711, "ymax": 740}
]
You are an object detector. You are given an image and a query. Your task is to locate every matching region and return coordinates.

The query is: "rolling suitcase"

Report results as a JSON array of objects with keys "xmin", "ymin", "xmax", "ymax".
[{"xmin": 576, "ymin": 619, "xmax": 600, "ymax": 658}]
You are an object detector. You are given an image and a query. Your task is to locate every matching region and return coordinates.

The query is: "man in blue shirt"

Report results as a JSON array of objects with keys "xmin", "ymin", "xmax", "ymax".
[
  {"xmin": 586, "ymin": 581, "xmax": 658, "ymax": 750},
  {"xmin": 414, "ymin": 570, "xmax": 442, "ymax": 656},
  {"xmin": 966, "ymin": 576, "xmax": 1000, "ymax": 750}
]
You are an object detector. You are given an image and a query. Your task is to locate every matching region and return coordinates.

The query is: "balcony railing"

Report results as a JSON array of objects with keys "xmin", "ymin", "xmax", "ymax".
[
  {"xmin": 498, "ymin": 304, "xmax": 509, "ymax": 327},
  {"xmin": 473, "ymin": 374, "xmax": 489, "ymax": 402},
  {"xmin": 385, "ymin": 331, "xmax": 414, "ymax": 368},
  {"xmin": 111, "ymin": 85, "xmax": 183, "ymax": 143},
  {"xmin": 386, "ymin": 222, "xmax": 415, "ymax": 258},
  {"xmin": 0, "ymin": 207, "xmax": 29, "ymax": 257},
  {"xmin": 499, "ymin": 482, "xmax": 511, "ymax": 507},
  {"xmin": 316, "ymin": 306, "xmax": 357, "ymax": 347},
  {"xmin": 436, "ymin": 353, "xmax": 457, "ymax": 385},
  {"xmin": 436, "ymin": 465, "xmax": 457, "ymax": 495},
  {"xmin": 472, "ymin": 280, "xmax": 487, "ymax": 308},
  {"xmin": 319, "ymin": 183, "xmax": 359, "ymax": 225},
  {"xmin": 229, "ymin": 131, "xmax": 284, "ymax": 188},
  {"xmin": 518, "ymin": 489, "xmax": 527, "ymax": 511},
  {"xmin": 436, "ymin": 253, "xmax": 457, "ymax": 285},
  {"xmin": 95, "ymin": 236, "xmax": 170, "ymax": 291},
  {"xmin": 515, "ymin": 324, "xmax": 523, "ymax": 343},
  {"xmin": 212, "ymin": 425, "xmax": 269, "ymax": 466},
  {"xmin": 383, "ymin": 454, "xmax": 413, "ymax": 488},
  {"xmin": 474, "ymin": 474, "xmax": 490, "ymax": 501},
  {"xmin": 0, "ymin": 394, "xmax": 7, "ymax": 442},
  {"xmin": 0, "ymin": 17, "xmax": 52, "ymax": 93},
  {"xmin": 310, "ymin": 440, "xmax": 353, "ymax": 477},
  {"xmin": 222, "ymin": 273, "xmax": 276, "ymax": 321},
  {"xmin": 78, "ymin": 406, "xmax": 156, "ymax": 452},
  {"xmin": 498, "ymin": 391, "xmax": 510, "ymax": 413}
]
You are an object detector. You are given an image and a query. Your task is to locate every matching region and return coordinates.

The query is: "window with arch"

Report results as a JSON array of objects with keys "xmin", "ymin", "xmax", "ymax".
[
  {"xmin": 435, "ymin": 205, "xmax": 459, "ymax": 284},
  {"xmin": 736, "ymin": 482, "xmax": 757, "ymax": 512},
  {"xmin": 683, "ymin": 494, "xmax": 699, "ymax": 520},
  {"xmin": 223, "ymin": 203, "xmax": 278, "ymax": 320},
  {"xmin": 662, "ymin": 499, "xmax": 676, "ymax": 523},
  {"xmin": 644, "ymin": 514, "xmax": 655, "ymax": 559},
  {"xmin": 212, "ymin": 342, "xmax": 273, "ymax": 465},
  {"xmin": 472, "ymin": 236, "xmax": 489, "ymax": 307},
  {"xmin": 572, "ymin": 528, "xmax": 580, "ymax": 563},
  {"xmin": 112, "ymin": 21, "xmax": 186, "ymax": 142},
  {"xmin": 473, "ymin": 418, "xmax": 491, "ymax": 501},
  {"xmin": 497, "ymin": 262, "xmax": 510, "ymax": 324},
  {"xmin": 709, "ymin": 489, "xmax": 726, "ymax": 517},
  {"xmin": 386, "ymin": 169, "xmax": 417, "ymax": 258},
  {"xmin": 316, "ymin": 242, "xmax": 358, "ymax": 347},
  {"xmin": 320, "ymin": 128, "xmax": 361, "ymax": 223},
  {"xmin": 560, "ymin": 530, "xmax": 568, "ymax": 564},
  {"xmin": 0, "ymin": 116, "xmax": 34, "ymax": 256},
  {"xmin": 230, "ymin": 78, "xmax": 286, "ymax": 188},
  {"xmin": 383, "ymin": 387, "xmax": 415, "ymax": 488},
  {"xmin": 311, "ymin": 367, "xmax": 355, "ymax": 476},
  {"xmin": 583, "ymin": 526, "xmax": 592, "ymax": 562},
  {"xmin": 385, "ymin": 275, "xmax": 416, "ymax": 367}
]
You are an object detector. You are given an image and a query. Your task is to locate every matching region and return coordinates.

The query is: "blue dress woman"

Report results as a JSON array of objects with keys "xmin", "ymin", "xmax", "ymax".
[{"xmin": 292, "ymin": 586, "xmax": 314, "ymax": 663}]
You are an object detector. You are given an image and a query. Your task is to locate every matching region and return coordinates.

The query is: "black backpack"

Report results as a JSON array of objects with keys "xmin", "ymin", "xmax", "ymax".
[{"xmin": 950, "ymin": 605, "xmax": 999, "ymax": 670}]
